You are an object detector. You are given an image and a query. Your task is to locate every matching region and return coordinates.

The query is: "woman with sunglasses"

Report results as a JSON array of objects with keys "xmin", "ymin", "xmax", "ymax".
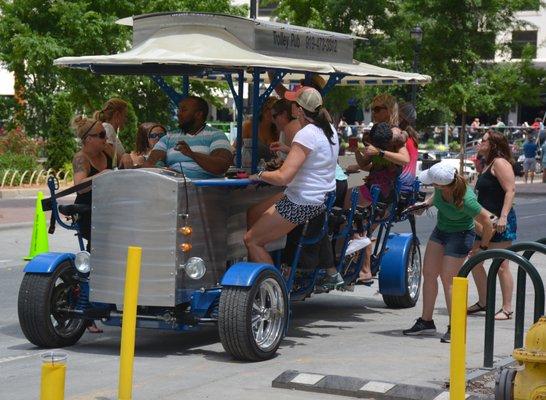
[
  {"xmin": 130, "ymin": 122, "xmax": 166, "ymax": 167},
  {"xmin": 71, "ymin": 115, "xmax": 113, "ymax": 334},
  {"xmin": 240, "ymin": 97, "xmax": 279, "ymax": 165},
  {"xmin": 71, "ymin": 116, "xmax": 112, "ymax": 245},
  {"xmin": 403, "ymin": 161, "xmax": 494, "ymax": 343},
  {"xmin": 467, "ymin": 131, "xmax": 517, "ymax": 320}
]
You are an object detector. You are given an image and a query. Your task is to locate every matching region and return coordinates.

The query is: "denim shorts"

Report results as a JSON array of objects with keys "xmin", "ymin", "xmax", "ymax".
[
  {"xmin": 475, "ymin": 208, "xmax": 517, "ymax": 243},
  {"xmin": 429, "ymin": 227, "xmax": 476, "ymax": 258}
]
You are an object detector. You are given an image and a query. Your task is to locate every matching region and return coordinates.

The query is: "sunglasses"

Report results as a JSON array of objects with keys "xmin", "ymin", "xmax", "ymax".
[
  {"xmin": 87, "ymin": 130, "xmax": 106, "ymax": 139},
  {"xmin": 148, "ymin": 131, "xmax": 166, "ymax": 139},
  {"xmin": 372, "ymin": 106, "xmax": 387, "ymax": 113}
]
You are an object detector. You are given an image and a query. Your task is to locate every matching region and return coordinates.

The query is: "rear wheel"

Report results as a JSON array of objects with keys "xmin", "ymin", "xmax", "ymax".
[
  {"xmin": 18, "ymin": 261, "xmax": 86, "ymax": 347},
  {"xmin": 219, "ymin": 270, "xmax": 288, "ymax": 361},
  {"xmin": 382, "ymin": 241, "xmax": 422, "ymax": 308}
]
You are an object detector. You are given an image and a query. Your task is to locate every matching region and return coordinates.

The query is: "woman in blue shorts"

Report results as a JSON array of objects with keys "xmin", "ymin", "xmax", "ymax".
[
  {"xmin": 467, "ymin": 131, "xmax": 517, "ymax": 320},
  {"xmin": 403, "ymin": 161, "xmax": 494, "ymax": 343}
]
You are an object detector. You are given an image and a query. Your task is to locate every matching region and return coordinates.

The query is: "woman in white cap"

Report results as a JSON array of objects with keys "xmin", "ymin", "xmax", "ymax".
[
  {"xmin": 403, "ymin": 161, "xmax": 494, "ymax": 343},
  {"xmin": 245, "ymin": 87, "xmax": 340, "ymax": 282}
]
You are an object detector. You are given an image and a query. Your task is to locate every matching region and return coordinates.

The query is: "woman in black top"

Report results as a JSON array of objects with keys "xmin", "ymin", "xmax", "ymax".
[
  {"xmin": 468, "ymin": 131, "xmax": 517, "ymax": 320},
  {"xmin": 72, "ymin": 116, "xmax": 113, "ymax": 245}
]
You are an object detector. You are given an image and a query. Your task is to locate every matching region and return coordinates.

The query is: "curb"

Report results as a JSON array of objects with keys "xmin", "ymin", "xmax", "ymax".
[
  {"xmin": 0, "ymin": 222, "xmax": 34, "ymax": 231},
  {"xmin": 272, "ymin": 370, "xmax": 492, "ymax": 400}
]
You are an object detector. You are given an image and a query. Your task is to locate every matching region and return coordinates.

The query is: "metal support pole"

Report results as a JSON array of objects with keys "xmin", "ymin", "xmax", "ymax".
[
  {"xmin": 450, "ymin": 277, "xmax": 468, "ymax": 400},
  {"xmin": 411, "ymin": 43, "xmax": 421, "ymax": 107},
  {"xmin": 236, "ymin": 71, "xmax": 244, "ymax": 168},
  {"xmin": 251, "ymin": 68, "xmax": 261, "ymax": 173},
  {"xmin": 182, "ymin": 76, "xmax": 190, "ymax": 98},
  {"xmin": 118, "ymin": 246, "xmax": 142, "ymax": 400},
  {"xmin": 250, "ymin": 0, "xmax": 257, "ymax": 19},
  {"xmin": 444, "ymin": 123, "xmax": 449, "ymax": 147}
]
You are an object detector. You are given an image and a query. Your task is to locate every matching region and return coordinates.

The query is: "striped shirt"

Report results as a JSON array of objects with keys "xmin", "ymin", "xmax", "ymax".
[{"xmin": 153, "ymin": 126, "xmax": 233, "ymax": 179}]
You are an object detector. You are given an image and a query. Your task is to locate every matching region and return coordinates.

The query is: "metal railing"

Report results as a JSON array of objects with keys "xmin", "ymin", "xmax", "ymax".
[
  {"xmin": 0, "ymin": 168, "xmax": 73, "ymax": 188},
  {"xmin": 457, "ymin": 239, "xmax": 546, "ymax": 368}
]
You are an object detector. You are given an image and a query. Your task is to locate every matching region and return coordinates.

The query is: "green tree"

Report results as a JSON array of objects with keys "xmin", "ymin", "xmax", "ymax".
[
  {"xmin": 0, "ymin": 0, "xmax": 246, "ymax": 153},
  {"xmin": 45, "ymin": 93, "xmax": 77, "ymax": 171}
]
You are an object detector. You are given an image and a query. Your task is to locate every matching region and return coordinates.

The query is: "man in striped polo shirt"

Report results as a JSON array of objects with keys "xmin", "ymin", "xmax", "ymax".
[{"xmin": 146, "ymin": 96, "xmax": 233, "ymax": 179}]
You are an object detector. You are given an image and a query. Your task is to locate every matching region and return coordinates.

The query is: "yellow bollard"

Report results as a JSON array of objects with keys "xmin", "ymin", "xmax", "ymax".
[
  {"xmin": 450, "ymin": 277, "xmax": 468, "ymax": 400},
  {"xmin": 118, "ymin": 246, "xmax": 142, "ymax": 400},
  {"xmin": 40, "ymin": 352, "xmax": 67, "ymax": 400}
]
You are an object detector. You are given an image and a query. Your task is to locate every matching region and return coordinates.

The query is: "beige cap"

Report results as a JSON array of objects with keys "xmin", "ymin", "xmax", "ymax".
[{"xmin": 285, "ymin": 86, "xmax": 323, "ymax": 112}]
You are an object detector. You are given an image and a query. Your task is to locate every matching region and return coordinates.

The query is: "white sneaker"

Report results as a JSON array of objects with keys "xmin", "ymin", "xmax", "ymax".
[{"xmin": 345, "ymin": 236, "xmax": 371, "ymax": 255}]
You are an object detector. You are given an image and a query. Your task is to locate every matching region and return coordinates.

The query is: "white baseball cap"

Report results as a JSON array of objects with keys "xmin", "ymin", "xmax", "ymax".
[
  {"xmin": 284, "ymin": 86, "xmax": 322, "ymax": 112},
  {"xmin": 418, "ymin": 161, "xmax": 457, "ymax": 186}
]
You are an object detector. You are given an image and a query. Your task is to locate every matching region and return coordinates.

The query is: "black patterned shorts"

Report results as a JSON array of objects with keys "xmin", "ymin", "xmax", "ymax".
[{"xmin": 275, "ymin": 195, "xmax": 326, "ymax": 225}]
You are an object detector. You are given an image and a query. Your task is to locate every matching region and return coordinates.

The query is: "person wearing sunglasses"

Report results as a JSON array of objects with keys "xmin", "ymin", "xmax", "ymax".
[
  {"xmin": 71, "ymin": 116, "xmax": 113, "ymax": 245},
  {"xmin": 130, "ymin": 122, "xmax": 166, "ymax": 167},
  {"xmin": 70, "ymin": 115, "xmax": 114, "ymax": 334}
]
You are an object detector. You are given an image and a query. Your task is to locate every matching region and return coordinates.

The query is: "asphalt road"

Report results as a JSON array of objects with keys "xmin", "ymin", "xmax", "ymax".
[{"xmin": 0, "ymin": 196, "xmax": 545, "ymax": 400}]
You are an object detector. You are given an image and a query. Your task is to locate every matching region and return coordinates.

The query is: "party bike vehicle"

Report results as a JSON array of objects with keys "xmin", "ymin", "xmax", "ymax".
[{"xmin": 17, "ymin": 12, "xmax": 430, "ymax": 361}]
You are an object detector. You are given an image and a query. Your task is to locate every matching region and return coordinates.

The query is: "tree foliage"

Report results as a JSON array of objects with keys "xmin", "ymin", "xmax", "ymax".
[
  {"xmin": 274, "ymin": 0, "xmax": 546, "ymax": 126},
  {"xmin": 0, "ymin": 0, "xmax": 246, "ymax": 167}
]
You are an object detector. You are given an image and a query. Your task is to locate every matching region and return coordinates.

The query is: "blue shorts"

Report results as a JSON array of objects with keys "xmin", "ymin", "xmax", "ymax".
[
  {"xmin": 429, "ymin": 227, "xmax": 475, "ymax": 258},
  {"xmin": 476, "ymin": 208, "xmax": 517, "ymax": 243}
]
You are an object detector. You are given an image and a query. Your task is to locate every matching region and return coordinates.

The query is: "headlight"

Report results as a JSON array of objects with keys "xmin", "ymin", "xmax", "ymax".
[
  {"xmin": 74, "ymin": 251, "xmax": 91, "ymax": 274},
  {"xmin": 184, "ymin": 257, "xmax": 206, "ymax": 280}
]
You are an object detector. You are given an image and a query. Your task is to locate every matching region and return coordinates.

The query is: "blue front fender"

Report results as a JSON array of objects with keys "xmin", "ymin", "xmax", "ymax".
[
  {"xmin": 23, "ymin": 252, "xmax": 75, "ymax": 274},
  {"xmin": 221, "ymin": 262, "xmax": 284, "ymax": 287},
  {"xmin": 378, "ymin": 233, "xmax": 413, "ymax": 296}
]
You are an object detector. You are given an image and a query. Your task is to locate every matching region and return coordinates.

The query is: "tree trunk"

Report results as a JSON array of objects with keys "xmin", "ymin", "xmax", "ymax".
[{"xmin": 459, "ymin": 111, "xmax": 467, "ymax": 175}]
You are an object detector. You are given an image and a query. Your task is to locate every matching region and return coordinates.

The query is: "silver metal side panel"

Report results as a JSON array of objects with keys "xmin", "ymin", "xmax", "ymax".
[{"xmin": 90, "ymin": 169, "xmax": 180, "ymax": 307}]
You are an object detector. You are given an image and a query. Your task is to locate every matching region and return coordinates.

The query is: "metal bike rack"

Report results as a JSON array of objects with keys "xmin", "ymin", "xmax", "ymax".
[
  {"xmin": 513, "ymin": 238, "xmax": 546, "ymax": 348},
  {"xmin": 457, "ymin": 247, "xmax": 545, "ymax": 368}
]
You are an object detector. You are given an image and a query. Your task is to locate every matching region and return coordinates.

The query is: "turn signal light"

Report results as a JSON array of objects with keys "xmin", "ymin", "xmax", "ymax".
[
  {"xmin": 180, "ymin": 243, "xmax": 192, "ymax": 252},
  {"xmin": 179, "ymin": 226, "xmax": 193, "ymax": 236}
]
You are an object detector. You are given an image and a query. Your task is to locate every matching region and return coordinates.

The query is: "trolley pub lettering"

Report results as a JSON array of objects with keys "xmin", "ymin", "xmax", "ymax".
[{"xmin": 271, "ymin": 30, "xmax": 337, "ymax": 54}]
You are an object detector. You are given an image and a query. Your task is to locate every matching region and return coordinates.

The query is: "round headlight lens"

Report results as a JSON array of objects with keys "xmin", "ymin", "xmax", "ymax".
[
  {"xmin": 74, "ymin": 251, "xmax": 91, "ymax": 274},
  {"xmin": 184, "ymin": 257, "xmax": 206, "ymax": 280}
]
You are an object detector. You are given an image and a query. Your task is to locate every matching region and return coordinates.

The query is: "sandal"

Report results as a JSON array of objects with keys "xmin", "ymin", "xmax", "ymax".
[
  {"xmin": 86, "ymin": 322, "xmax": 104, "ymax": 333},
  {"xmin": 494, "ymin": 309, "xmax": 513, "ymax": 321},
  {"xmin": 467, "ymin": 302, "xmax": 487, "ymax": 314}
]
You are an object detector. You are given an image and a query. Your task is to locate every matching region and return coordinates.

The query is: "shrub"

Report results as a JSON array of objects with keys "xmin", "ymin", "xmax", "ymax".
[
  {"xmin": 118, "ymin": 101, "xmax": 138, "ymax": 152},
  {"xmin": 449, "ymin": 141, "xmax": 461, "ymax": 152},
  {"xmin": 45, "ymin": 94, "xmax": 77, "ymax": 171},
  {"xmin": 425, "ymin": 139, "xmax": 436, "ymax": 150},
  {"xmin": 0, "ymin": 128, "xmax": 39, "ymax": 156}
]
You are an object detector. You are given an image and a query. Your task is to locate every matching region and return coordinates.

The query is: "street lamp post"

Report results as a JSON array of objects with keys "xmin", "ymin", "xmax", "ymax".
[{"xmin": 410, "ymin": 26, "xmax": 423, "ymax": 108}]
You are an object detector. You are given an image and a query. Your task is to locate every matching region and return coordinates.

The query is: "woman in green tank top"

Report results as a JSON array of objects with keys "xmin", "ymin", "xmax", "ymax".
[{"xmin": 402, "ymin": 161, "xmax": 494, "ymax": 343}]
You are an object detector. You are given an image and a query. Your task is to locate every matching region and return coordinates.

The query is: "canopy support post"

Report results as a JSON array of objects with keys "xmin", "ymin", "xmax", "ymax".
[
  {"xmin": 225, "ymin": 72, "xmax": 245, "ymax": 168},
  {"xmin": 260, "ymin": 71, "xmax": 287, "ymax": 102},
  {"xmin": 251, "ymin": 68, "xmax": 262, "ymax": 173},
  {"xmin": 321, "ymin": 74, "xmax": 345, "ymax": 96},
  {"xmin": 182, "ymin": 76, "xmax": 190, "ymax": 97},
  {"xmin": 151, "ymin": 75, "xmax": 183, "ymax": 107}
]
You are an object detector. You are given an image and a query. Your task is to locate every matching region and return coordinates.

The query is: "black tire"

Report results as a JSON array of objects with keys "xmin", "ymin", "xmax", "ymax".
[
  {"xmin": 495, "ymin": 368, "xmax": 516, "ymax": 400},
  {"xmin": 18, "ymin": 261, "xmax": 86, "ymax": 348},
  {"xmin": 218, "ymin": 270, "xmax": 288, "ymax": 361},
  {"xmin": 382, "ymin": 241, "xmax": 422, "ymax": 308}
]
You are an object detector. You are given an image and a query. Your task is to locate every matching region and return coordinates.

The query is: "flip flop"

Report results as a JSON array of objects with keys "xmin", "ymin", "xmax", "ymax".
[
  {"xmin": 355, "ymin": 277, "xmax": 374, "ymax": 286},
  {"xmin": 494, "ymin": 308, "xmax": 513, "ymax": 321},
  {"xmin": 467, "ymin": 301, "xmax": 487, "ymax": 314}
]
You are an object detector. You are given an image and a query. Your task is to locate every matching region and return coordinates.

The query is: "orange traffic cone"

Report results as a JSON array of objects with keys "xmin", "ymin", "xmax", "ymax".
[{"xmin": 23, "ymin": 191, "xmax": 49, "ymax": 261}]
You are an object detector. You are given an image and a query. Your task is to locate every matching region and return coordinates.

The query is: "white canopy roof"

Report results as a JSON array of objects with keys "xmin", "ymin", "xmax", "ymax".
[{"xmin": 54, "ymin": 13, "xmax": 431, "ymax": 86}]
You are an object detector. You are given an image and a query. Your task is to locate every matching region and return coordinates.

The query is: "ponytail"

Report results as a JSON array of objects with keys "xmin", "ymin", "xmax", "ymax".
[
  {"xmin": 448, "ymin": 172, "xmax": 467, "ymax": 209},
  {"xmin": 302, "ymin": 107, "xmax": 335, "ymax": 145}
]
